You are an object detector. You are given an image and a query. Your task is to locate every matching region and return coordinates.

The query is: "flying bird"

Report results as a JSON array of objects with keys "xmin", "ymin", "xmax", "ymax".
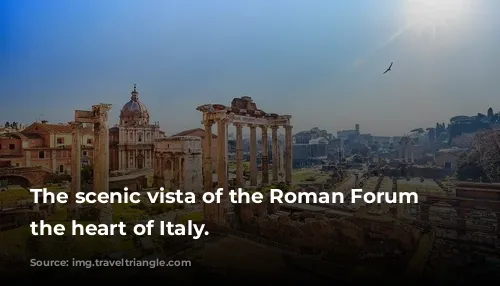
[{"xmin": 383, "ymin": 62, "xmax": 393, "ymax": 74}]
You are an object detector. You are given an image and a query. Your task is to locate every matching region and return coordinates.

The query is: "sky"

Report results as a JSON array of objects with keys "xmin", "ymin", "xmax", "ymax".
[{"xmin": 1, "ymin": 0, "xmax": 499, "ymax": 136}]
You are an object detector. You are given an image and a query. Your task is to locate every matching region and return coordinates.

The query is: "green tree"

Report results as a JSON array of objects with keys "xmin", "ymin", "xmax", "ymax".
[
  {"xmin": 456, "ymin": 130, "xmax": 500, "ymax": 182},
  {"xmin": 81, "ymin": 166, "xmax": 92, "ymax": 184}
]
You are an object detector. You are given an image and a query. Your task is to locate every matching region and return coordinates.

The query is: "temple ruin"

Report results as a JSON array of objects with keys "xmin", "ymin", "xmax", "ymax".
[
  {"xmin": 69, "ymin": 103, "xmax": 113, "ymax": 224},
  {"xmin": 197, "ymin": 96, "xmax": 293, "ymax": 224}
]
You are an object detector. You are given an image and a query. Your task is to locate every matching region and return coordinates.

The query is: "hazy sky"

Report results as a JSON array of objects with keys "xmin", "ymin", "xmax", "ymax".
[{"xmin": 1, "ymin": 0, "xmax": 499, "ymax": 136}]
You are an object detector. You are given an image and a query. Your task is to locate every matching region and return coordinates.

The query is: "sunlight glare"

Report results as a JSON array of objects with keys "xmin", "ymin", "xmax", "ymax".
[{"xmin": 405, "ymin": 0, "xmax": 470, "ymax": 37}]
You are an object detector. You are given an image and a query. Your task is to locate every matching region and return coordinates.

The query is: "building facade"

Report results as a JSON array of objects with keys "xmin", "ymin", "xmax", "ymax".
[
  {"xmin": 109, "ymin": 85, "xmax": 161, "ymax": 171},
  {"xmin": 0, "ymin": 122, "xmax": 94, "ymax": 173}
]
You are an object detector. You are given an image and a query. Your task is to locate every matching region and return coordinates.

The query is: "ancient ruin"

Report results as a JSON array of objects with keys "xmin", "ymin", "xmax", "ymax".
[
  {"xmin": 197, "ymin": 96, "xmax": 293, "ymax": 225},
  {"xmin": 153, "ymin": 136, "xmax": 203, "ymax": 193},
  {"xmin": 399, "ymin": 136, "xmax": 414, "ymax": 163},
  {"xmin": 69, "ymin": 103, "xmax": 113, "ymax": 224}
]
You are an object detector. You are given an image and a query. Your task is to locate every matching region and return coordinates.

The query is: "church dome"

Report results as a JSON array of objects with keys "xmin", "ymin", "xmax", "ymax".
[{"xmin": 120, "ymin": 84, "xmax": 150, "ymax": 126}]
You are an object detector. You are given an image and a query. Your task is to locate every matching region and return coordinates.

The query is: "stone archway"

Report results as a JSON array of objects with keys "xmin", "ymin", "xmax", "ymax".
[{"xmin": 0, "ymin": 175, "xmax": 32, "ymax": 188}]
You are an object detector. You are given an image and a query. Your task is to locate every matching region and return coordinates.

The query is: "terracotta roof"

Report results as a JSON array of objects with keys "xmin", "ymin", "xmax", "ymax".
[
  {"xmin": 21, "ymin": 133, "xmax": 42, "ymax": 139},
  {"xmin": 171, "ymin": 128, "xmax": 217, "ymax": 139},
  {"xmin": 23, "ymin": 122, "xmax": 93, "ymax": 135},
  {"xmin": 24, "ymin": 122, "xmax": 72, "ymax": 133},
  {"xmin": 0, "ymin": 132, "xmax": 27, "ymax": 140}
]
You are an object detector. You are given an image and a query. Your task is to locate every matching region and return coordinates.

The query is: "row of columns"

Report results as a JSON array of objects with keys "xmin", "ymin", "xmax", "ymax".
[
  {"xmin": 118, "ymin": 149, "xmax": 152, "ymax": 170},
  {"xmin": 202, "ymin": 119, "xmax": 293, "ymax": 194},
  {"xmin": 69, "ymin": 122, "xmax": 82, "ymax": 216}
]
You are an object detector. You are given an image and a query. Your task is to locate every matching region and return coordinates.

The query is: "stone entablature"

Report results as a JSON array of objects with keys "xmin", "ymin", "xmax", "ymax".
[{"xmin": 155, "ymin": 136, "xmax": 202, "ymax": 154}]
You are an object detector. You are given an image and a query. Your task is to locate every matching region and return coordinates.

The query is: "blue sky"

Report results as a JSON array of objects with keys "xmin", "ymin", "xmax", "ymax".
[{"xmin": 1, "ymin": 0, "xmax": 499, "ymax": 136}]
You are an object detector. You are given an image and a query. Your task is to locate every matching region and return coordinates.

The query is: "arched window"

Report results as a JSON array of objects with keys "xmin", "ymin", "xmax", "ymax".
[{"xmin": 138, "ymin": 132, "xmax": 143, "ymax": 142}]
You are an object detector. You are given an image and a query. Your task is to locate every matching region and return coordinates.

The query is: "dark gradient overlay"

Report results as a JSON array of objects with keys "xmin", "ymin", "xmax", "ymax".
[{"xmin": 2, "ymin": 149, "xmax": 500, "ymax": 284}]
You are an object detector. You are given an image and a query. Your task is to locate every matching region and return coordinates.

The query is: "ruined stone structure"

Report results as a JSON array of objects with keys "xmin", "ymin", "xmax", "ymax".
[
  {"xmin": 152, "ymin": 136, "xmax": 203, "ymax": 193},
  {"xmin": 399, "ymin": 136, "xmax": 414, "ymax": 163},
  {"xmin": 239, "ymin": 207, "xmax": 421, "ymax": 258},
  {"xmin": 109, "ymin": 85, "xmax": 161, "ymax": 171},
  {"xmin": 69, "ymin": 104, "xmax": 113, "ymax": 224},
  {"xmin": 0, "ymin": 166, "xmax": 52, "ymax": 187},
  {"xmin": 197, "ymin": 96, "xmax": 293, "ymax": 225},
  {"xmin": 0, "ymin": 122, "xmax": 94, "ymax": 174},
  {"xmin": 415, "ymin": 181, "xmax": 500, "ymax": 238}
]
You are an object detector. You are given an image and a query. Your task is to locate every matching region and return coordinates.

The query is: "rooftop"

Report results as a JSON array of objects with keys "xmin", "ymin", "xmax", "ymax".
[
  {"xmin": 23, "ymin": 122, "xmax": 93, "ymax": 134},
  {"xmin": 171, "ymin": 128, "xmax": 217, "ymax": 139}
]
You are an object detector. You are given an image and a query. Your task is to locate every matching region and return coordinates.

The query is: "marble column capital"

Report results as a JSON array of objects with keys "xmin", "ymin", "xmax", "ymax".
[
  {"xmin": 259, "ymin": 125, "xmax": 268, "ymax": 132},
  {"xmin": 68, "ymin": 121, "xmax": 83, "ymax": 130},
  {"xmin": 216, "ymin": 118, "xmax": 229, "ymax": 124},
  {"xmin": 270, "ymin": 125, "xmax": 279, "ymax": 131},
  {"xmin": 248, "ymin": 124, "xmax": 257, "ymax": 129},
  {"xmin": 233, "ymin": 122, "xmax": 244, "ymax": 128},
  {"xmin": 203, "ymin": 119, "xmax": 215, "ymax": 127}
]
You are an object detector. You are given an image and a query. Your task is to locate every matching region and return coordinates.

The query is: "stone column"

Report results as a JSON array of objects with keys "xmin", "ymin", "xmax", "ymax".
[
  {"xmin": 260, "ymin": 125, "xmax": 269, "ymax": 184},
  {"xmin": 203, "ymin": 120, "xmax": 214, "ymax": 193},
  {"xmin": 118, "ymin": 149, "xmax": 122, "ymax": 171},
  {"xmin": 93, "ymin": 123, "xmax": 101, "ymax": 197},
  {"xmin": 102, "ymin": 125, "xmax": 110, "ymax": 195},
  {"xmin": 249, "ymin": 124, "xmax": 257, "ymax": 186},
  {"xmin": 93, "ymin": 104, "xmax": 112, "ymax": 225},
  {"xmin": 217, "ymin": 118, "xmax": 228, "ymax": 193},
  {"xmin": 285, "ymin": 125, "xmax": 293, "ymax": 185},
  {"xmin": 279, "ymin": 141, "xmax": 285, "ymax": 181},
  {"xmin": 159, "ymin": 153, "xmax": 164, "ymax": 183},
  {"xmin": 235, "ymin": 123, "xmax": 243, "ymax": 186},
  {"xmin": 178, "ymin": 157, "xmax": 183, "ymax": 188},
  {"xmin": 69, "ymin": 122, "xmax": 82, "ymax": 218},
  {"xmin": 271, "ymin": 126, "xmax": 279, "ymax": 182},
  {"xmin": 410, "ymin": 145, "xmax": 414, "ymax": 163}
]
